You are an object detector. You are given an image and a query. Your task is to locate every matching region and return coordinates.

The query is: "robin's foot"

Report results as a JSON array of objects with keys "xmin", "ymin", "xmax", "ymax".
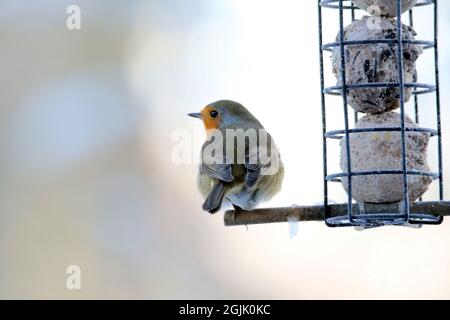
[
  {"xmin": 231, "ymin": 204, "xmax": 243, "ymax": 225},
  {"xmin": 232, "ymin": 204, "xmax": 243, "ymax": 212}
]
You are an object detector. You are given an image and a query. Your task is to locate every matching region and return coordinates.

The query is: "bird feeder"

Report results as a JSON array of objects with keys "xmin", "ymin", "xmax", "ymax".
[{"xmin": 224, "ymin": 0, "xmax": 449, "ymax": 229}]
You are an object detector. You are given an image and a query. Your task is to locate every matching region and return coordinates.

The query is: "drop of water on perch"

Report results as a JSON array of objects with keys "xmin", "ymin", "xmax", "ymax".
[{"xmin": 287, "ymin": 215, "xmax": 299, "ymax": 239}]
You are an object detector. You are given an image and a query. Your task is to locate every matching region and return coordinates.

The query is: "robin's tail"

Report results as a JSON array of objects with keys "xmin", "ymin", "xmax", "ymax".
[{"xmin": 202, "ymin": 181, "xmax": 226, "ymax": 214}]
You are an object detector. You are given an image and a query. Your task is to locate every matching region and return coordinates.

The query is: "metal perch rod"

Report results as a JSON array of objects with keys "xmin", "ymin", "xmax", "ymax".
[{"xmin": 224, "ymin": 201, "xmax": 450, "ymax": 226}]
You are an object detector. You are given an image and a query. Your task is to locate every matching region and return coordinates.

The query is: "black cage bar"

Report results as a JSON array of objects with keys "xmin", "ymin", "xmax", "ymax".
[{"xmin": 318, "ymin": 0, "xmax": 444, "ymax": 228}]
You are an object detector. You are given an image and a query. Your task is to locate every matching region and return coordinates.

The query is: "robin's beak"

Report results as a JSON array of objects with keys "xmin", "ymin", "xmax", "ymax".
[{"xmin": 188, "ymin": 112, "xmax": 202, "ymax": 119}]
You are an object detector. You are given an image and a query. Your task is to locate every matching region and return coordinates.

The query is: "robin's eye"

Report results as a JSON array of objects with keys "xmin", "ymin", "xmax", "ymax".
[{"xmin": 210, "ymin": 110, "xmax": 219, "ymax": 118}]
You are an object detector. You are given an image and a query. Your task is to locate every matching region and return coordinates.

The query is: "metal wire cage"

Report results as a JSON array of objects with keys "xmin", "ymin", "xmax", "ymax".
[{"xmin": 318, "ymin": 0, "xmax": 444, "ymax": 228}]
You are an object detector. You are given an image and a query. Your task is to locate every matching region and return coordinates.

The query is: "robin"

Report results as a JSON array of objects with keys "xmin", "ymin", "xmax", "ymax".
[{"xmin": 188, "ymin": 100, "xmax": 284, "ymax": 213}]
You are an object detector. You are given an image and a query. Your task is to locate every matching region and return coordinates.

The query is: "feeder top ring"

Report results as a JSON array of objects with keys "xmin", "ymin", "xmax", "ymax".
[{"xmin": 319, "ymin": 0, "xmax": 434, "ymax": 10}]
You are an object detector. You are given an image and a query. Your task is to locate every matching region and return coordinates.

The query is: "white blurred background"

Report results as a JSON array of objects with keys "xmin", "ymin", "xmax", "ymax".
[{"xmin": 0, "ymin": 0, "xmax": 449, "ymax": 299}]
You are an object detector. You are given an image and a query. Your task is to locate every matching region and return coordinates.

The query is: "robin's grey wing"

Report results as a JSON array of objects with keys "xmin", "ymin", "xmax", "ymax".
[
  {"xmin": 244, "ymin": 144, "xmax": 263, "ymax": 188},
  {"xmin": 201, "ymin": 162, "xmax": 234, "ymax": 182},
  {"xmin": 244, "ymin": 138, "xmax": 278, "ymax": 188},
  {"xmin": 201, "ymin": 136, "xmax": 234, "ymax": 182},
  {"xmin": 244, "ymin": 162, "xmax": 260, "ymax": 188}
]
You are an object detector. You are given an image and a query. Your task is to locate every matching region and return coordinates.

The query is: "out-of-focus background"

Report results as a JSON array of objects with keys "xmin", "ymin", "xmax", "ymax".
[{"xmin": 0, "ymin": 0, "xmax": 449, "ymax": 299}]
